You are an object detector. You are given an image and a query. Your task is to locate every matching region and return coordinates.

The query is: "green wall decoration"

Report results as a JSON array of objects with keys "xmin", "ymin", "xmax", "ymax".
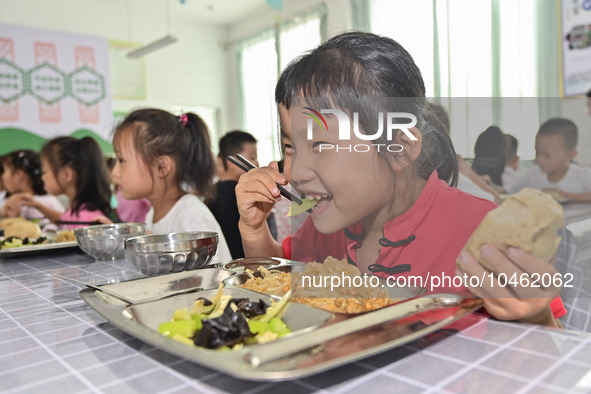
[
  {"xmin": 0, "ymin": 127, "xmax": 112, "ymax": 156},
  {"xmin": 0, "ymin": 59, "xmax": 106, "ymax": 106}
]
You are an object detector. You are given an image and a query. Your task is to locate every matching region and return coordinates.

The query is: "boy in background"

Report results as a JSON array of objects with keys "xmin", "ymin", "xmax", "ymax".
[
  {"xmin": 208, "ymin": 130, "xmax": 266, "ymax": 259},
  {"xmin": 505, "ymin": 118, "xmax": 591, "ymax": 202}
]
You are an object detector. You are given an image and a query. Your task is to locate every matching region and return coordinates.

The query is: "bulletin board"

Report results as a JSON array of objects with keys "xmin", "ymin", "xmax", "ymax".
[
  {"xmin": 561, "ymin": 0, "xmax": 591, "ymax": 96},
  {"xmin": 108, "ymin": 40, "xmax": 146, "ymax": 99}
]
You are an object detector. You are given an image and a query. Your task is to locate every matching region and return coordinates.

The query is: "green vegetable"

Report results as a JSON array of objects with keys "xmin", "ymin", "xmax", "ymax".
[
  {"xmin": 287, "ymin": 199, "xmax": 317, "ymax": 217},
  {"xmin": 254, "ymin": 289, "xmax": 291, "ymax": 323},
  {"xmin": 247, "ymin": 320, "xmax": 268, "ymax": 335},
  {"xmin": 268, "ymin": 317, "xmax": 290, "ymax": 337},
  {"xmin": 158, "ymin": 320, "xmax": 198, "ymax": 338},
  {"xmin": 191, "ymin": 313, "xmax": 203, "ymax": 330},
  {"xmin": 172, "ymin": 307, "xmax": 191, "ymax": 321}
]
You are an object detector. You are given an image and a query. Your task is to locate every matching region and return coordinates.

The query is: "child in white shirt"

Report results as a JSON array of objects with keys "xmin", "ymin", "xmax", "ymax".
[
  {"xmin": 111, "ymin": 109, "xmax": 232, "ymax": 263},
  {"xmin": 504, "ymin": 118, "xmax": 591, "ymax": 202}
]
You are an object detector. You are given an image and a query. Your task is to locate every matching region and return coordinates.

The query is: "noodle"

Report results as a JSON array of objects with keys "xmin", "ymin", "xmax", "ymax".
[
  {"xmin": 55, "ymin": 230, "xmax": 76, "ymax": 242},
  {"xmin": 240, "ymin": 257, "xmax": 391, "ymax": 314}
]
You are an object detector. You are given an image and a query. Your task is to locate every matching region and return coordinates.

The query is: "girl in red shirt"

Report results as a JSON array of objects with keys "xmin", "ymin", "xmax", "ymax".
[{"xmin": 236, "ymin": 32, "xmax": 564, "ymax": 327}]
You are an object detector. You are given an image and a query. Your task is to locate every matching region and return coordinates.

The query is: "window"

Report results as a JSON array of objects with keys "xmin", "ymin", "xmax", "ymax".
[
  {"xmin": 364, "ymin": 0, "xmax": 547, "ymax": 159},
  {"xmin": 238, "ymin": 30, "xmax": 278, "ymax": 166},
  {"xmin": 237, "ymin": 7, "xmax": 325, "ymax": 166}
]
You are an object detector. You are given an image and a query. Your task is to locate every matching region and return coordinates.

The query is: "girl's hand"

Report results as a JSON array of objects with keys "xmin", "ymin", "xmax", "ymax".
[
  {"xmin": 91, "ymin": 215, "xmax": 113, "ymax": 225},
  {"xmin": 12, "ymin": 193, "xmax": 38, "ymax": 208},
  {"xmin": 3, "ymin": 195, "xmax": 24, "ymax": 217},
  {"xmin": 236, "ymin": 161, "xmax": 287, "ymax": 232},
  {"xmin": 543, "ymin": 188, "xmax": 567, "ymax": 199},
  {"xmin": 457, "ymin": 244, "xmax": 562, "ymax": 326}
]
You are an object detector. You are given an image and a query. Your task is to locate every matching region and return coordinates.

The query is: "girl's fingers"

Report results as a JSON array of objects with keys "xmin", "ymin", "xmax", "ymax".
[
  {"xmin": 237, "ymin": 177, "xmax": 280, "ymax": 204},
  {"xmin": 504, "ymin": 247, "xmax": 557, "ymax": 275},
  {"xmin": 237, "ymin": 167, "xmax": 286, "ymax": 201},
  {"xmin": 457, "ymin": 252, "xmax": 516, "ymax": 299},
  {"xmin": 458, "ymin": 244, "xmax": 561, "ymax": 306},
  {"xmin": 478, "ymin": 244, "xmax": 560, "ymax": 298}
]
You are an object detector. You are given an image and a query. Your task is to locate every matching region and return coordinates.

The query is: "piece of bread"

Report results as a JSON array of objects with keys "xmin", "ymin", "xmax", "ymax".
[
  {"xmin": 0, "ymin": 217, "xmax": 28, "ymax": 229},
  {"xmin": 4, "ymin": 220, "xmax": 42, "ymax": 239},
  {"xmin": 460, "ymin": 188, "xmax": 565, "ymax": 270}
]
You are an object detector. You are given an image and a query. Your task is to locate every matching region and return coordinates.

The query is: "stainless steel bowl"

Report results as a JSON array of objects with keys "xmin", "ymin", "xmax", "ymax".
[
  {"xmin": 125, "ymin": 232, "xmax": 219, "ymax": 276},
  {"xmin": 75, "ymin": 223, "xmax": 146, "ymax": 261}
]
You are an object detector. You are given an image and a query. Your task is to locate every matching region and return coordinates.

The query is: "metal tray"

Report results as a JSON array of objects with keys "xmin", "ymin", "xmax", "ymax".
[
  {"xmin": 223, "ymin": 266, "xmax": 427, "ymax": 302},
  {"xmin": 80, "ymin": 275, "xmax": 483, "ymax": 381},
  {"xmin": 221, "ymin": 256, "xmax": 302, "ymax": 273},
  {"xmin": 0, "ymin": 240, "xmax": 79, "ymax": 258},
  {"xmin": 92, "ymin": 268, "xmax": 235, "ymax": 304}
]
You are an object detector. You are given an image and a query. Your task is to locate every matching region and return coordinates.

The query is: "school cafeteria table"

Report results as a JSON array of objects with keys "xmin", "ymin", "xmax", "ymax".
[{"xmin": 1, "ymin": 248, "xmax": 591, "ymax": 394}]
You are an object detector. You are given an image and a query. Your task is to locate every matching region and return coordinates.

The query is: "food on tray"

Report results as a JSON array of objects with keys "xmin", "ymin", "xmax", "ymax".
[
  {"xmin": 0, "ymin": 217, "xmax": 27, "ymax": 229},
  {"xmin": 460, "ymin": 187, "xmax": 565, "ymax": 271},
  {"xmin": 0, "ymin": 218, "xmax": 42, "ymax": 239},
  {"xmin": 241, "ymin": 266, "xmax": 291, "ymax": 297},
  {"xmin": 1, "ymin": 236, "xmax": 48, "ymax": 249},
  {"xmin": 158, "ymin": 284, "xmax": 291, "ymax": 349},
  {"xmin": 241, "ymin": 257, "xmax": 392, "ymax": 314},
  {"xmin": 55, "ymin": 229, "xmax": 76, "ymax": 242},
  {"xmin": 287, "ymin": 198, "xmax": 317, "ymax": 216},
  {"xmin": 0, "ymin": 218, "xmax": 75, "ymax": 250}
]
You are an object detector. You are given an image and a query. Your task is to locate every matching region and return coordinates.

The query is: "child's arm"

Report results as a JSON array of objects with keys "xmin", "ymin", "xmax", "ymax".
[
  {"xmin": 17, "ymin": 193, "xmax": 63, "ymax": 222},
  {"xmin": 457, "ymin": 156, "xmax": 503, "ymax": 202},
  {"xmin": 236, "ymin": 161, "xmax": 286, "ymax": 258},
  {"xmin": 0, "ymin": 195, "xmax": 23, "ymax": 217},
  {"xmin": 544, "ymin": 188, "xmax": 591, "ymax": 203},
  {"xmin": 457, "ymin": 244, "xmax": 562, "ymax": 327}
]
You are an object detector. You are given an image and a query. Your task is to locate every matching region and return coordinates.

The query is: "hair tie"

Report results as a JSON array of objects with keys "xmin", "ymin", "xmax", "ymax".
[{"xmin": 179, "ymin": 113, "xmax": 188, "ymax": 127}]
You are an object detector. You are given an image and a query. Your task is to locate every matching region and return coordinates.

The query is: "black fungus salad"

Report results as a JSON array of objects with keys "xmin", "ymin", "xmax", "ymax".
[{"xmin": 158, "ymin": 284, "xmax": 292, "ymax": 350}]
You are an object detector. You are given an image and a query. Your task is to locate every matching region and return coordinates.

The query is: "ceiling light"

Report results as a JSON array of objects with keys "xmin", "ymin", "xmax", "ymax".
[{"xmin": 127, "ymin": 35, "xmax": 178, "ymax": 58}]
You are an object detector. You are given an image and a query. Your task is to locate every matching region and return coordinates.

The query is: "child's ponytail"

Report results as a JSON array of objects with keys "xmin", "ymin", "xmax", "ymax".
[{"xmin": 182, "ymin": 113, "xmax": 216, "ymax": 202}]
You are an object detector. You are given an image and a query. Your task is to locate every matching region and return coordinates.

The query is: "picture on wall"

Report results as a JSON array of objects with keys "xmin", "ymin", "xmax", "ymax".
[
  {"xmin": 561, "ymin": 0, "xmax": 591, "ymax": 96},
  {"xmin": 0, "ymin": 23, "xmax": 112, "ymax": 154}
]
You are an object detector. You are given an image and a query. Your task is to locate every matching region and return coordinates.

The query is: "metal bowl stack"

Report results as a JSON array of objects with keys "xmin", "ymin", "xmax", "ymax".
[
  {"xmin": 124, "ymin": 231, "xmax": 219, "ymax": 276},
  {"xmin": 75, "ymin": 223, "xmax": 147, "ymax": 261}
]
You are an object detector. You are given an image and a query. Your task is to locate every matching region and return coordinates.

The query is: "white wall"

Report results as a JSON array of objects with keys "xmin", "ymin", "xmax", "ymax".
[
  {"xmin": 0, "ymin": 0, "xmax": 232, "ymax": 137},
  {"xmin": 222, "ymin": 0, "xmax": 353, "ymax": 141}
]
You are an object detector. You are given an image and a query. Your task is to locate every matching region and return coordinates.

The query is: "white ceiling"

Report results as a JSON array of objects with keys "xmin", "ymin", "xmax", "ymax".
[{"xmin": 169, "ymin": 0, "xmax": 269, "ymax": 25}]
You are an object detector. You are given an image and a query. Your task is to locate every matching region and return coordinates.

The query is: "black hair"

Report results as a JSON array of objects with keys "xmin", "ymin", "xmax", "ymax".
[
  {"xmin": 426, "ymin": 101, "xmax": 451, "ymax": 135},
  {"xmin": 113, "ymin": 108, "xmax": 216, "ymax": 203},
  {"xmin": 586, "ymin": 88, "xmax": 591, "ymax": 98},
  {"xmin": 2, "ymin": 149, "xmax": 46, "ymax": 195},
  {"xmin": 537, "ymin": 118, "xmax": 578, "ymax": 150},
  {"xmin": 275, "ymin": 31, "xmax": 458, "ymax": 186},
  {"xmin": 218, "ymin": 130, "xmax": 257, "ymax": 170},
  {"xmin": 105, "ymin": 156, "xmax": 117, "ymax": 172},
  {"xmin": 472, "ymin": 126, "xmax": 506, "ymax": 186},
  {"xmin": 504, "ymin": 134, "xmax": 518, "ymax": 162},
  {"xmin": 41, "ymin": 137, "xmax": 111, "ymax": 216}
]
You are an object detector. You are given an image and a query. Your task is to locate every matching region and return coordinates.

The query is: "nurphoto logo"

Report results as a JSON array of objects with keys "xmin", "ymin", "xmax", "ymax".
[{"xmin": 303, "ymin": 108, "xmax": 417, "ymax": 153}]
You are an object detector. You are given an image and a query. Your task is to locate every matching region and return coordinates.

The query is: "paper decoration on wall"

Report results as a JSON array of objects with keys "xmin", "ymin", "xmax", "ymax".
[
  {"xmin": 0, "ymin": 23, "xmax": 112, "ymax": 148},
  {"xmin": 561, "ymin": 0, "xmax": 591, "ymax": 96},
  {"xmin": 0, "ymin": 59, "xmax": 106, "ymax": 106}
]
